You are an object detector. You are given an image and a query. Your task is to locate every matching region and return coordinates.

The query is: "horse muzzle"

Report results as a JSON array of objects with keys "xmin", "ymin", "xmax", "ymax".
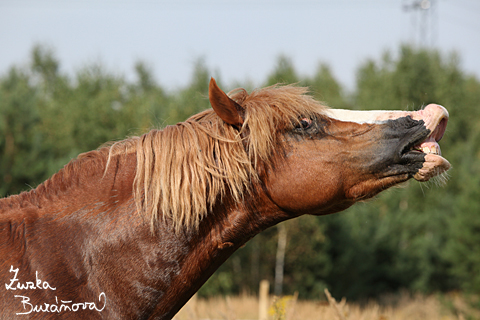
[{"xmin": 396, "ymin": 104, "xmax": 450, "ymax": 182}]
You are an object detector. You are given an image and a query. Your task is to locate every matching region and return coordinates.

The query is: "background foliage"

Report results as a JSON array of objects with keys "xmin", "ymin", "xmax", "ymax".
[{"xmin": 1, "ymin": 44, "xmax": 479, "ymax": 300}]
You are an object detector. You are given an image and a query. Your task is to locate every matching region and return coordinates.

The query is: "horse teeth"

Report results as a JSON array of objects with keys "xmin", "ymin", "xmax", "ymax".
[
  {"xmin": 422, "ymin": 146, "xmax": 439, "ymax": 155},
  {"xmin": 413, "ymin": 145, "xmax": 440, "ymax": 155}
]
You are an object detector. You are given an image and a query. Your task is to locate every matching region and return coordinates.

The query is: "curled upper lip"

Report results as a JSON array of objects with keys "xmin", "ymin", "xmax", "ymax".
[
  {"xmin": 412, "ymin": 104, "xmax": 449, "ymax": 142},
  {"xmin": 411, "ymin": 104, "xmax": 448, "ymax": 156}
]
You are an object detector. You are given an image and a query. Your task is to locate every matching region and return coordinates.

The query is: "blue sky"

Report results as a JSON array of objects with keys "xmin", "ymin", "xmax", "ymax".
[{"xmin": 1, "ymin": 0, "xmax": 479, "ymax": 92}]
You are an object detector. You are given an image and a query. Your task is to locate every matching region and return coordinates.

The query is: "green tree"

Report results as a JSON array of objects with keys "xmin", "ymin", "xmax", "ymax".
[
  {"xmin": 0, "ymin": 67, "xmax": 41, "ymax": 196},
  {"xmin": 306, "ymin": 63, "xmax": 350, "ymax": 109},
  {"xmin": 166, "ymin": 58, "xmax": 212, "ymax": 124},
  {"xmin": 266, "ymin": 55, "xmax": 299, "ymax": 86},
  {"xmin": 0, "ymin": 45, "xmax": 171, "ymax": 196}
]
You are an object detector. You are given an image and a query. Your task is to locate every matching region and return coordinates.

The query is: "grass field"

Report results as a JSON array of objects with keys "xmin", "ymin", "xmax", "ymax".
[{"xmin": 174, "ymin": 291, "xmax": 479, "ymax": 320}]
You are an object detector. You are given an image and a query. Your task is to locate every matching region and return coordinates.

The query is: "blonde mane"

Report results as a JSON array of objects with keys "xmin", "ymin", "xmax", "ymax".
[{"xmin": 108, "ymin": 84, "xmax": 326, "ymax": 232}]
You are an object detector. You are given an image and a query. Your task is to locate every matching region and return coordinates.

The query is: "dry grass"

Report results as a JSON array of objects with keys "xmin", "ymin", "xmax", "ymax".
[{"xmin": 174, "ymin": 291, "xmax": 479, "ymax": 320}]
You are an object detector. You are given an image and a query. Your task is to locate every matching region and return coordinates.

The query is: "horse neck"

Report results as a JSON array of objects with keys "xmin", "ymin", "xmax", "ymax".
[
  {"xmin": 149, "ymin": 184, "xmax": 289, "ymax": 319},
  {"xmin": 0, "ymin": 149, "xmax": 137, "ymax": 221}
]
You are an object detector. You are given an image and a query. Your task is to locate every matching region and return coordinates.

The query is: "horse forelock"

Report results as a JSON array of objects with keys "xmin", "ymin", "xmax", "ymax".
[{"xmin": 230, "ymin": 84, "xmax": 327, "ymax": 165}]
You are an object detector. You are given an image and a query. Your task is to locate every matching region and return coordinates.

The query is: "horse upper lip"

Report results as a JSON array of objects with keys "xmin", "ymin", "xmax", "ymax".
[
  {"xmin": 428, "ymin": 116, "xmax": 448, "ymax": 143},
  {"xmin": 414, "ymin": 104, "xmax": 449, "ymax": 142}
]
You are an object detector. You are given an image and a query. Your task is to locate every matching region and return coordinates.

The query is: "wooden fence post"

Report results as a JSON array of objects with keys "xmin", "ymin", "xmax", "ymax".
[{"xmin": 259, "ymin": 280, "xmax": 270, "ymax": 320}]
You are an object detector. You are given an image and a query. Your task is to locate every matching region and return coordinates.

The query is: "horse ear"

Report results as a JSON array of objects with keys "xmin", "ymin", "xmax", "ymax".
[{"xmin": 209, "ymin": 78, "xmax": 244, "ymax": 127}]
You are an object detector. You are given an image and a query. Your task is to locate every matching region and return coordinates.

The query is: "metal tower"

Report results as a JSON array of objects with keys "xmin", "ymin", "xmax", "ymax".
[{"xmin": 403, "ymin": 0, "xmax": 438, "ymax": 47}]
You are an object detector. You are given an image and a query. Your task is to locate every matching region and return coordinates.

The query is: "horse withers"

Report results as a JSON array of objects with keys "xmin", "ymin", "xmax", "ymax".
[{"xmin": 0, "ymin": 78, "xmax": 450, "ymax": 319}]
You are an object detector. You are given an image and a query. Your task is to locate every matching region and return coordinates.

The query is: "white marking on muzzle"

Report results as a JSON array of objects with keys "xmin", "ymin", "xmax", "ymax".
[
  {"xmin": 326, "ymin": 109, "xmax": 413, "ymax": 124},
  {"xmin": 326, "ymin": 105, "xmax": 449, "ymax": 136}
]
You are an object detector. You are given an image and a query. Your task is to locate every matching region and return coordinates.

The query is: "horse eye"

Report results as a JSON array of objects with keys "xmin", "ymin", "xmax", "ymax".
[{"xmin": 296, "ymin": 118, "xmax": 313, "ymax": 130}]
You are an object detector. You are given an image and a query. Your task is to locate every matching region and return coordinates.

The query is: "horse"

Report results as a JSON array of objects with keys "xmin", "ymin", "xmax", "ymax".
[{"xmin": 0, "ymin": 78, "xmax": 450, "ymax": 319}]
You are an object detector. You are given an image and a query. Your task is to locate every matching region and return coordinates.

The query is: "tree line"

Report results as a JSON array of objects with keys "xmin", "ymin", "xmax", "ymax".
[{"xmin": 1, "ymin": 44, "xmax": 479, "ymax": 300}]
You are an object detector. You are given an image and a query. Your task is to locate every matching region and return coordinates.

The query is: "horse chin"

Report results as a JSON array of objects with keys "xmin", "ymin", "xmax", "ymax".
[{"xmin": 413, "ymin": 153, "xmax": 451, "ymax": 182}]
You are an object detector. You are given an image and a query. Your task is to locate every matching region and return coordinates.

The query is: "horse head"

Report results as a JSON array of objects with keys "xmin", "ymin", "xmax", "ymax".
[{"xmin": 209, "ymin": 78, "xmax": 450, "ymax": 218}]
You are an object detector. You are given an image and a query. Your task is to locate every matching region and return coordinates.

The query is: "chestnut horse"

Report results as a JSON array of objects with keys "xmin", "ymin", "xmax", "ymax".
[{"xmin": 0, "ymin": 78, "xmax": 450, "ymax": 319}]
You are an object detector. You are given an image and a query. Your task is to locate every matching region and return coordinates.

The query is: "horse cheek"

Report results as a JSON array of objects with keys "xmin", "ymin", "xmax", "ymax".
[{"xmin": 265, "ymin": 157, "xmax": 345, "ymax": 215}]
